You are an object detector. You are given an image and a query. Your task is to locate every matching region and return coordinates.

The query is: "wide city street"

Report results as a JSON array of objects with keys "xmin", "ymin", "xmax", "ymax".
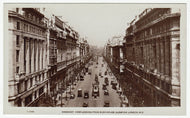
[{"xmin": 57, "ymin": 57, "xmax": 128, "ymax": 107}]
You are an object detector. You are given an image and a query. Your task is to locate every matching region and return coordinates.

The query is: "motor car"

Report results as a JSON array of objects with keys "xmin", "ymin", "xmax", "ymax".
[
  {"xmin": 95, "ymin": 74, "xmax": 98, "ymax": 81},
  {"xmin": 88, "ymin": 68, "xmax": 92, "ymax": 75},
  {"xmin": 92, "ymin": 84, "xmax": 99, "ymax": 97},
  {"xmin": 80, "ymin": 78, "xmax": 84, "ymax": 81},
  {"xmin": 82, "ymin": 102, "xmax": 88, "ymax": 107},
  {"xmin": 70, "ymin": 93, "xmax": 75, "ymax": 99},
  {"xmin": 85, "ymin": 67, "xmax": 88, "ymax": 73},
  {"xmin": 111, "ymin": 81, "xmax": 114, "ymax": 85},
  {"xmin": 102, "ymin": 84, "xmax": 107, "ymax": 90},
  {"xmin": 104, "ymin": 90, "xmax": 109, "ymax": 95},
  {"xmin": 104, "ymin": 100, "xmax": 110, "ymax": 107},
  {"xmin": 104, "ymin": 71, "xmax": 107, "ymax": 75},
  {"xmin": 77, "ymin": 89, "xmax": 82, "ymax": 97},
  {"xmin": 73, "ymin": 82, "xmax": 77, "ymax": 86},
  {"xmin": 104, "ymin": 77, "xmax": 109, "ymax": 85},
  {"xmin": 80, "ymin": 75, "xmax": 84, "ymax": 81},
  {"xmin": 84, "ymin": 90, "xmax": 89, "ymax": 99},
  {"xmin": 112, "ymin": 82, "xmax": 117, "ymax": 90},
  {"xmin": 99, "ymin": 71, "xmax": 102, "ymax": 76}
]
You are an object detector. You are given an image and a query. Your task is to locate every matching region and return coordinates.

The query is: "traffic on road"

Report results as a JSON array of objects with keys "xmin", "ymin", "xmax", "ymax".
[{"xmin": 56, "ymin": 56, "xmax": 129, "ymax": 107}]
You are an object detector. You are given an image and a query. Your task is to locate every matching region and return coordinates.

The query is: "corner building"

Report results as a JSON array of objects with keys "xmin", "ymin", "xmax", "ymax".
[
  {"xmin": 123, "ymin": 8, "xmax": 180, "ymax": 106},
  {"xmin": 8, "ymin": 8, "xmax": 49, "ymax": 106}
]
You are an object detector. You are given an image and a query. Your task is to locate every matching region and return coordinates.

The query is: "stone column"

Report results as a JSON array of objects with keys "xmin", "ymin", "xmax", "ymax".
[
  {"xmin": 166, "ymin": 36, "xmax": 180, "ymax": 106},
  {"xmin": 144, "ymin": 41, "xmax": 147, "ymax": 69},
  {"xmin": 170, "ymin": 38, "xmax": 180, "ymax": 95},
  {"xmin": 33, "ymin": 39, "xmax": 36, "ymax": 72},
  {"xmin": 158, "ymin": 38, "xmax": 161, "ymax": 73},
  {"xmin": 38, "ymin": 40, "xmax": 40, "ymax": 71},
  {"xmin": 143, "ymin": 42, "xmax": 146, "ymax": 68},
  {"xmin": 165, "ymin": 36, "xmax": 170, "ymax": 76},
  {"xmin": 33, "ymin": 76, "xmax": 36, "ymax": 86},
  {"xmin": 36, "ymin": 40, "xmax": 39, "ymax": 71},
  {"xmin": 148, "ymin": 41, "xmax": 151, "ymax": 69},
  {"xmin": 29, "ymin": 39, "xmax": 32, "ymax": 73},
  {"xmin": 31, "ymin": 39, "xmax": 34, "ymax": 73},
  {"xmin": 39, "ymin": 40, "xmax": 42, "ymax": 70},
  {"xmin": 156, "ymin": 38, "xmax": 160, "ymax": 72},
  {"xmin": 163, "ymin": 38, "xmax": 166, "ymax": 74},
  {"xmin": 21, "ymin": 98, "xmax": 25, "ymax": 107},
  {"xmin": 43, "ymin": 41, "xmax": 46, "ymax": 69},
  {"xmin": 36, "ymin": 89, "xmax": 39, "ymax": 98},
  {"xmin": 19, "ymin": 36, "xmax": 25, "ymax": 74},
  {"xmin": 32, "ymin": 92, "xmax": 35, "ymax": 101},
  {"xmin": 153, "ymin": 39, "xmax": 157, "ymax": 69},
  {"xmin": 26, "ymin": 38, "xmax": 30, "ymax": 74},
  {"xmin": 27, "ymin": 79, "xmax": 30, "ymax": 90},
  {"xmin": 47, "ymin": 79, "xmax": 51, "ymax": 96},
  {"xmin": 150, "ymin": 40, "xmax": 153, "ymax": 68},
  {"xmin": 42, "ymin": 41, "xmax": 44, "ymax": 69},
  {"xmin": 160, "ymin": 38, "xmax": 164, "ymax": 74}
]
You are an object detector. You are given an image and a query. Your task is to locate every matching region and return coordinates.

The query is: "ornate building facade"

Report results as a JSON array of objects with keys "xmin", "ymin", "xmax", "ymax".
[
  {"xmin": 105, "ymin": 36, "xmax": 124, "ymax": 74},
  {"xmin": 8, "ymin": 8, "xmax": 49, "ymax": 106},
  {"xmin": 8, "ymin": 8, "xmax": 92, "ymax": 107},
  {"xmin": 123, "ymin": 8, "xmax": 180, "ymax": 106}
]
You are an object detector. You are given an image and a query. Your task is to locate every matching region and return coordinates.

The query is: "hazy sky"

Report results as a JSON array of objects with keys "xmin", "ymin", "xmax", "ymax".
[{"xmin": 44, "ymin": 4, "xmax": 148, "ymax": 47}]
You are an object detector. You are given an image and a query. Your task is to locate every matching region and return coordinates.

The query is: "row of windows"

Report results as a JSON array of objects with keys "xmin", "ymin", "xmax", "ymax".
[
  {"xmin": 23, "ymin": 10, "xmax": 42, "ymax": 24},
  {"xmin": 16, "ymin": 21, "xmax": 45, "ymax": 36},
  {"xmin": 125, "ymin": 42, "xmax": 180, "ymax": 77},
  {"xmin": 136, "ymin": 19, "xmax": 179, "ymax": 40},
  {"xmin": 24, "ymin": 86, "xmax": 44, "ymax": 106},
  {"xmin": 17, "ymin": 73, "xmax": 45, "ymax": 94},
  {"xmin": 140, "ymin": 76, "xmax": 171, "ymax": 95},
  {"xmin": 136, "ymin": 9, "xmax": 170, "ymax": 29},
  {"xmin": 126, "ymin": 66, "xmax": 171, "ymax": 94}
]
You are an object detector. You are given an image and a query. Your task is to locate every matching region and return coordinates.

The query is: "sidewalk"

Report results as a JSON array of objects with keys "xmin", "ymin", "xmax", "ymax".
[
  {"xmin": 56, "ymin": 80, "xmax": 81, "ymax": 107},
  {"xmin": 104, "ymin": 59, "xmax": 131, "ymax": 107}
]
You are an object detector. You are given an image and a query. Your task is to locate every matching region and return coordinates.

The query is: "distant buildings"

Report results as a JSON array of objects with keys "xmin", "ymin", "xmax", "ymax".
[
  {"xmin": 8, "ymin": 8, "xmax": 91, "ymax": 106},
  {"xmin": 104, "ymin": 36, "xmax": 124, "ymax": 74},
  {"xmin": 104, "ymin": 8, "xmax": 181, "ymax": 106}
]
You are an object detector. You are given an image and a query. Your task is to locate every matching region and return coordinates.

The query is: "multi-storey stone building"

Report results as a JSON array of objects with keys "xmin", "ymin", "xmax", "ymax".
[
  {"xmin": 105, "ymin": 36, "xmax": 124, "ymax": 74},
  {"xmin": 8, "ymin": 8, "xmax": 91, "ymax": 107},
  {"xmin": 123, "ymin": 8, "xmax": 180, "ymax": 106},
  {"xmin": 79, "ymin": 38, "xmax": 90, "ymax": 67},
  {"xmin": 41, "ymin": 14, "xmax": 87, "ymax": 105},
  {"xmin": 8, "ymin": 8, "xmax": 49, "ymax": 106}
]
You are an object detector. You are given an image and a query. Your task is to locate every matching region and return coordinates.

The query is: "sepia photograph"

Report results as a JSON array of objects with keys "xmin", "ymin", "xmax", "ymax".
[{"xmin": 2, "ymin": 2, "xmax": 188, "ymax": 116}]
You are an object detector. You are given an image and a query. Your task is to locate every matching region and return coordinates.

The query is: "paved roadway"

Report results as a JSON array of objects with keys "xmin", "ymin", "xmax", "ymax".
[{"xmin": 63, "ymin": 57, "xmax": 122, "ymax": 107}]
